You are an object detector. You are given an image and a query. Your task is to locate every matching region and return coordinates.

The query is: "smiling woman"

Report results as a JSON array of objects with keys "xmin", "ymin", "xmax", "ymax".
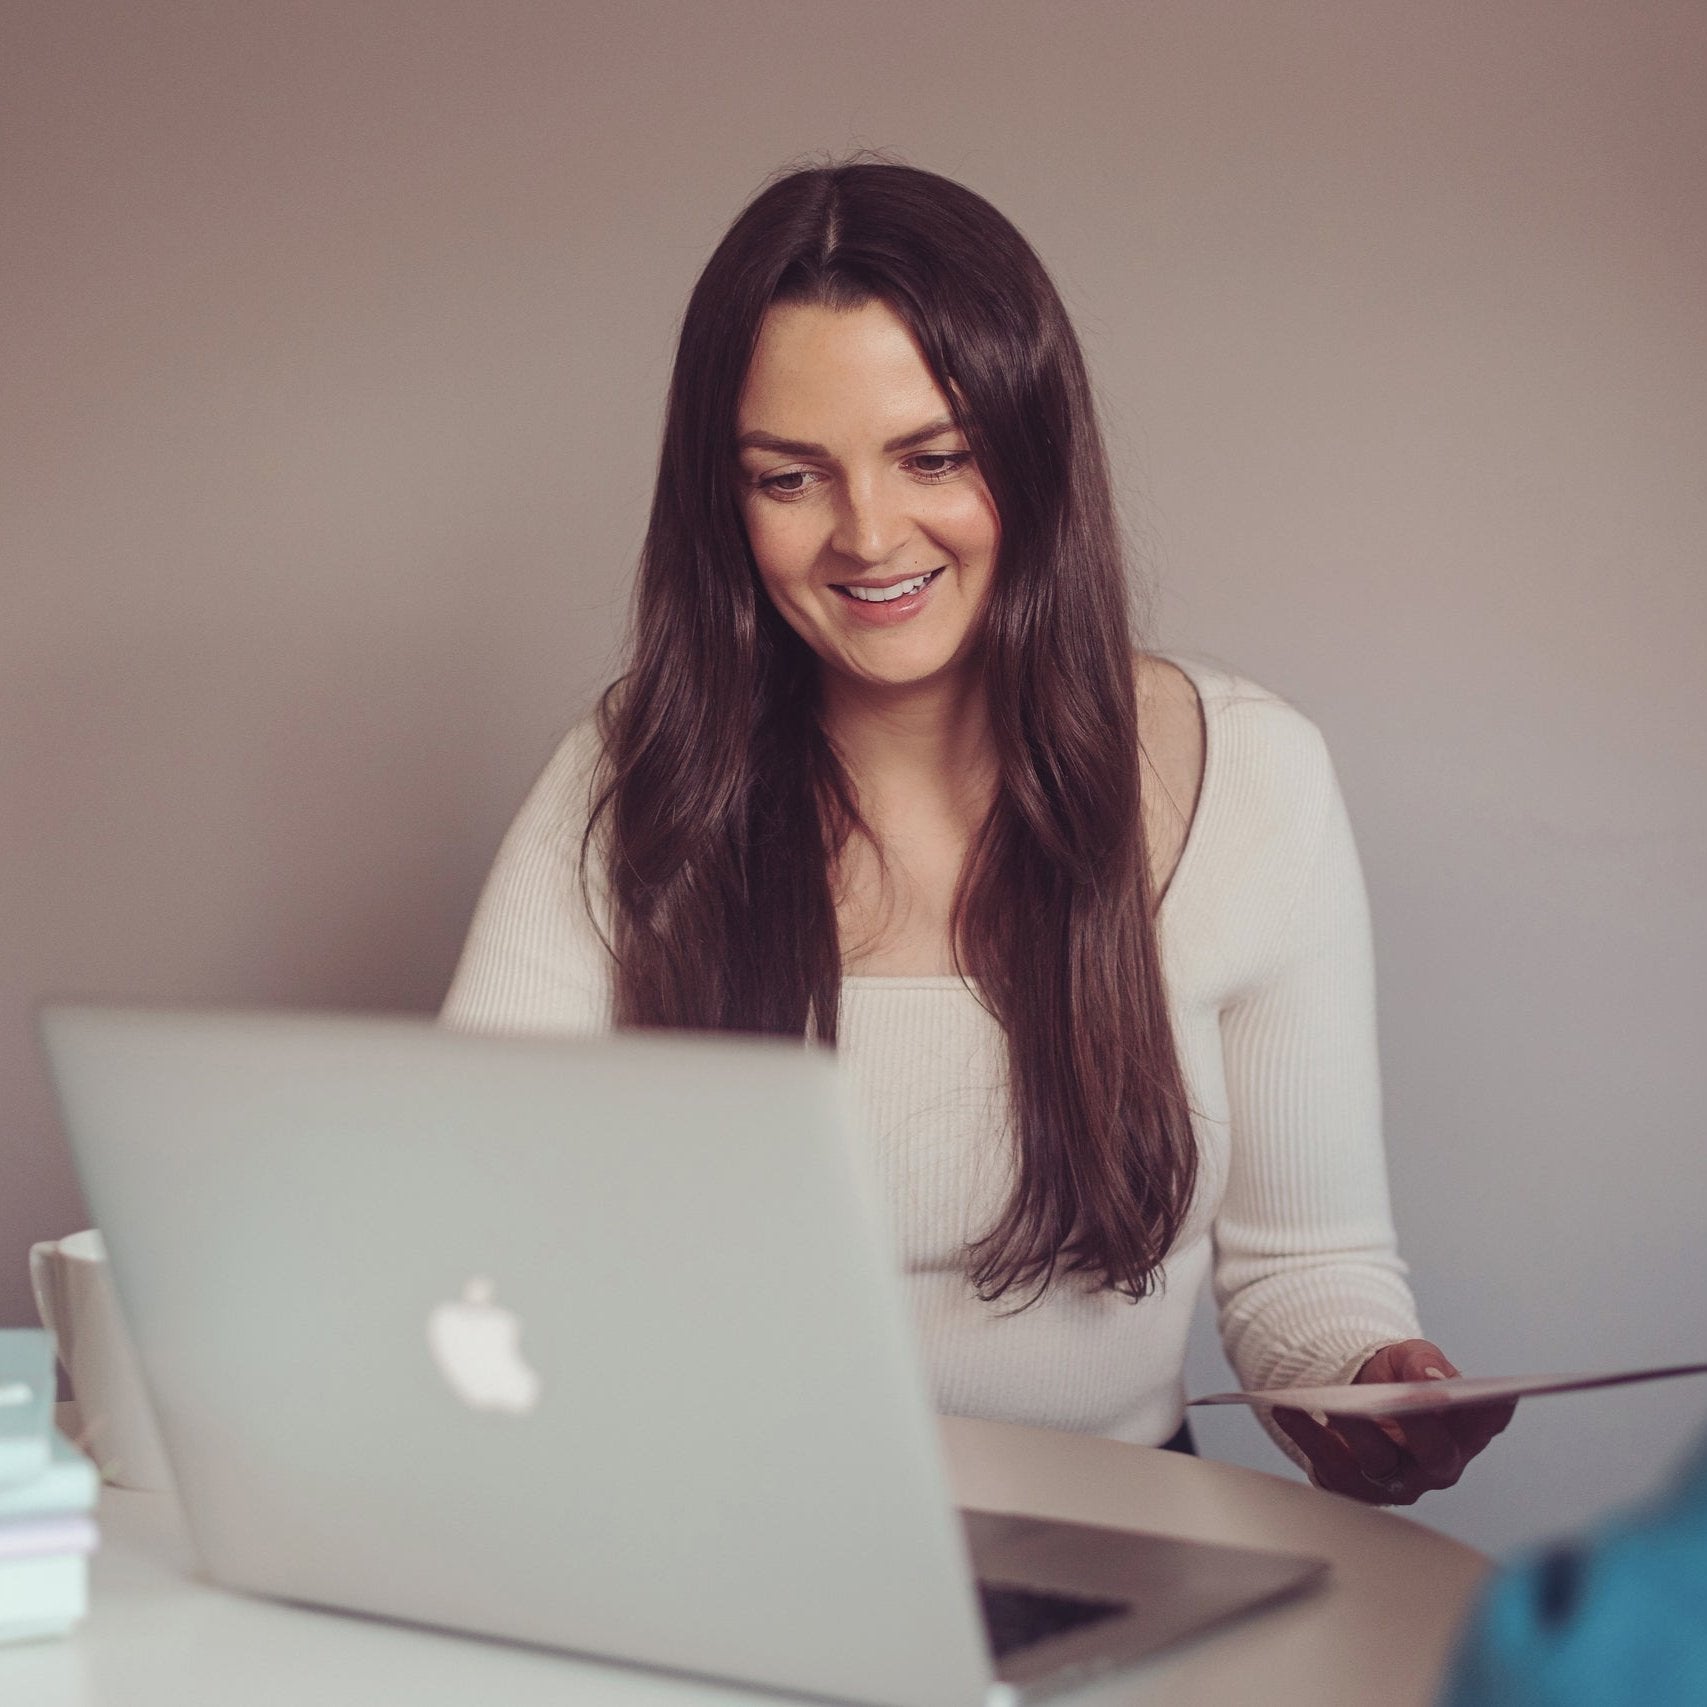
[
  {"xmin": 734, "ymin": 302, "xmax": 999, "ymax": 687},
  {"xmin": 441, "ymin": 160, "xmax": 1511, "ymax": 1504}
]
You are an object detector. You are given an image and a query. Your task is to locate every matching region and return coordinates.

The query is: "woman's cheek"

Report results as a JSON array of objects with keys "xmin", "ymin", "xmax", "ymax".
[{"xmin": 747, "ymin": 512, "xmax": 816, "ymax": 600}]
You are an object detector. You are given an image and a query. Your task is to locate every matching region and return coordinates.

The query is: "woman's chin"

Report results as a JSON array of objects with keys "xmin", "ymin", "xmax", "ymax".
[{"xmin": 816, "ymin": 639, "xmax": 976, "ymax": 698}]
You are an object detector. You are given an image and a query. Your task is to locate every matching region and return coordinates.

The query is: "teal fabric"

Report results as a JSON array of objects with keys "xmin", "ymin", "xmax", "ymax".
[{"xmin": 1440, "ymin": 1425, "xmax": 1707, "ymax": 1707}]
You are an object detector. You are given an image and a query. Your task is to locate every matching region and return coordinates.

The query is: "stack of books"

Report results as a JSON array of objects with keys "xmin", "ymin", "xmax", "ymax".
[{"xmin": 0, "ymin": 1329, "xmax": 98, "ymax": 1643}]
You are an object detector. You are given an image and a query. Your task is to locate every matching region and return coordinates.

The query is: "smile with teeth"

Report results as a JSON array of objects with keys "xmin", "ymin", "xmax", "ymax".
[{"xmin": 836, "ymin": 567, "xmax": 945, "ymax": 603}]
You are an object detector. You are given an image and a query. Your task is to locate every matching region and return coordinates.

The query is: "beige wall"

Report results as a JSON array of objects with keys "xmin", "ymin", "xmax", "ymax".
[{"xmin": 5, "ymin": 0, "xmax": 1703, "ymax": 1555}]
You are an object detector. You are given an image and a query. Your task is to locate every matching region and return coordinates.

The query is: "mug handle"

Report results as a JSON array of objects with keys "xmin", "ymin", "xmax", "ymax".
[{"xmin": 28, "ymin": 1241, "xmax": 72, "ymax": 1373}]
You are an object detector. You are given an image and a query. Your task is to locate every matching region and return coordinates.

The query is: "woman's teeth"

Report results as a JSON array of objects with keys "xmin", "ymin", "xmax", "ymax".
[{"xmin": 841, "ymin": 568, "xmax": 942, "ymax": 603}]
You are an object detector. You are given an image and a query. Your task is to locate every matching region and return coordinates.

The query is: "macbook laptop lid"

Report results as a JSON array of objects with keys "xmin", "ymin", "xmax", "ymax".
[{"xmin": 40, "ymin": 1007, "xmax": 1323, "ymax": 1706}]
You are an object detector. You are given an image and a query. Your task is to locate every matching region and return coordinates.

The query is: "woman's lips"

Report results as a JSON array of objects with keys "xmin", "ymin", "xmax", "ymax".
[{"xmin": 832, "ymin": 566, "xmax": 945, "ymax": 624}]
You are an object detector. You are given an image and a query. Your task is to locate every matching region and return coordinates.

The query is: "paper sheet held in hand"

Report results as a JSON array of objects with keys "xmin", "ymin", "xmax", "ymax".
[{"xmin": 1190, "ymin": 1360, "xmax": 1707, "ymax": 1418}]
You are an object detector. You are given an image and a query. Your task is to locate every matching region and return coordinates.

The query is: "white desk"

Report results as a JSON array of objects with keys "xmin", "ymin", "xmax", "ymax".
[{"xmin": 4, "ymin": 1415, "xmax": 1485, "ymax": 1707}]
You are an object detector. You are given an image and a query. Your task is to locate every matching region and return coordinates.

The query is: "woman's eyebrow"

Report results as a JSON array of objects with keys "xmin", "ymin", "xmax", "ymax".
[
  {"xmin": 735, "ymin": 416, "xmax": 960, "ymax": 457},
  {"xmin": 883, "ymin": 416, "xmax": 959, "ymax": 452}
]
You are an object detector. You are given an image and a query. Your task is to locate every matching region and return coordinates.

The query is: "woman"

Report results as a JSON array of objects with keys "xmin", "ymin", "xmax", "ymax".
[{"xmin": 443, "ymin": 160, "xmax": 1509, "ymax": 1504}]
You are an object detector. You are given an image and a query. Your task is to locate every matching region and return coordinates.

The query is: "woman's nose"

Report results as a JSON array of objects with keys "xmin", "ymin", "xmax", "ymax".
[{"xmin": 830, "ymin": 475, "xmax": 911, "ymax": 568}]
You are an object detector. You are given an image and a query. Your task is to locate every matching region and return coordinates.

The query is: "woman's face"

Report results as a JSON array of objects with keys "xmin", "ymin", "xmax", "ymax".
[{"xmin": 734, "ymin": 299, "xmax": 1000, "ymax": 696}]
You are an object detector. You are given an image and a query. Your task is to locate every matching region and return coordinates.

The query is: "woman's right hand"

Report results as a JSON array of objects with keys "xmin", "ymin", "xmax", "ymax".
[{"xmin": 1273, "ymin": 1340, "xmax": 1515, "ymax": 1506}]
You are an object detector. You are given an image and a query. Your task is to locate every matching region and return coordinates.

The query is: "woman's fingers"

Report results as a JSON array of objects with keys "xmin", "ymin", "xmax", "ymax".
[
  {"xmin": 1274, "ymin": 1340, "xmax": 1513, "ymax": 1506},
  {"xmin": 1333, "ymin": 1414, "xmax": 1408, "ymax": 1483},
  {"xmin": 1273, "ymin": 1406, "xmax": 1417, "ymax": 1504},
  {"xmin": 1385, "ymin": 1410, "xmax": 1465, "ymax": 1488},
  {"xmin": 1352, "ymin": 1337, "xmax": 1464, "ymax": 1487},
  {"xmin": 1355, "ymin": 1340, "xmax": 1520, "ymax": 1484},
  {"xmin": 1448, "ymin": 1398, "xmax": 1517, "ymax": 1460},
  {"xmin": 1272, "ymin": 1405, "xmax": 1363, "ymax": 1495},
  {"xmin": 1358, "ymin": 1338, "xmax": 1459, "ymax": 1386}
]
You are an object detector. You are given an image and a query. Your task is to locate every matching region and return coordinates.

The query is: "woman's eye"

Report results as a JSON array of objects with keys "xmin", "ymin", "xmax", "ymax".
[
  {"xmin": 909, "ymin": 452, "xmax": 970, "ymax": 480},
  {"xmin": 756, "ymin": 469, "xmax": 817, "ymax": 499}
]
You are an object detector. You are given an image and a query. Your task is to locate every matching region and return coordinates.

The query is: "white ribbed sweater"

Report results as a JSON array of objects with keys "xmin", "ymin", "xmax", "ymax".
[{"xmin": 441, "ymin": 655, "xmax": 1421, "ymax": 1449}]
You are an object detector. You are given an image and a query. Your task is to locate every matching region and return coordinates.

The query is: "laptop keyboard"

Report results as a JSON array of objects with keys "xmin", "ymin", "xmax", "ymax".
[{"xmin": 975, "ymin": 1580, "xmax": 1129, "ymax": 1660}]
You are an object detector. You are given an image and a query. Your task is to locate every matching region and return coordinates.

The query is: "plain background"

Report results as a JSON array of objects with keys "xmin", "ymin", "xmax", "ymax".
[{"xmin": 4, "ymin": 0, "xmax": 1703, "ymax": 1558}]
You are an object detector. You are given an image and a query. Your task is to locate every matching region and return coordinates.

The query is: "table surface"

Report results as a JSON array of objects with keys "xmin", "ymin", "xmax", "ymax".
[{"xmin": 3, "ymin": 1414, "xmax": 1486, "ymax": 1707}]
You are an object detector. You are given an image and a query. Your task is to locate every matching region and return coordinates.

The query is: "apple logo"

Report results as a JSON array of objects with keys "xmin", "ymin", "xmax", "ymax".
[{"xmin": 426, "ymin": 1276, "xmax": 542, "ymax": 1415}]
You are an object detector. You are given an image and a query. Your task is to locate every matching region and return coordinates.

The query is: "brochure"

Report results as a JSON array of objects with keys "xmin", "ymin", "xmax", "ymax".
[{"xmin": 1190, "ymin": 1360, "xmax": 1707, "ymax": 1418}]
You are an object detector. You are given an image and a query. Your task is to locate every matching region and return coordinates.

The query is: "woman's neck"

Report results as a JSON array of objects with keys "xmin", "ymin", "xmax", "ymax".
[{"xmin": 819, "ymin": 666, "xmax": 996, "ymax": 825}]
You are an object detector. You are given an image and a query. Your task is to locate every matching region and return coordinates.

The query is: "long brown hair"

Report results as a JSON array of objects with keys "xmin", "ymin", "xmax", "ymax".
[{"xmin": 590, "ymin": 161, "xmax": 1196, "ymax": 1306}]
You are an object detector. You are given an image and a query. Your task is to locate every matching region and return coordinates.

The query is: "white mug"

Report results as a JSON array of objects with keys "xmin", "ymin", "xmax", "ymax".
[{"xmin": 28, "ymin": 1229, "xmax": 174, "ymax": 1492}]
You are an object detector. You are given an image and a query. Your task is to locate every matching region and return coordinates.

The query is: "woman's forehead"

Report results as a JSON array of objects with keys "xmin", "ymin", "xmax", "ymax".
[{"xmin": 736, "ymin": 300, "xmax": 952, "ymax": 440}]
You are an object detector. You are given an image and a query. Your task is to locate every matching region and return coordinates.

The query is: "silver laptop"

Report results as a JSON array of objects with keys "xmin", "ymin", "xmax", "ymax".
[{"xmin": 40, "ymin": 1006, "xmax": 1326, "ymax": 1707}]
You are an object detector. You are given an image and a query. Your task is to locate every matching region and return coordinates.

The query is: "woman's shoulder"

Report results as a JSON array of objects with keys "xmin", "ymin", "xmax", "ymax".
[
  {"xmin": 1148, "ymin": 652, "xmax": 1338, "ymax": 786},
  {"xmin": 1140, "ymin": 653, "xmax": 1348, "ymax": 922},
  {"xmin": 491, "ymin": 709, "xmax": 610, "ymax": 855},
  {"xmin": 535, "ymin": 710, "xmax": 606, "ymax": 790}
]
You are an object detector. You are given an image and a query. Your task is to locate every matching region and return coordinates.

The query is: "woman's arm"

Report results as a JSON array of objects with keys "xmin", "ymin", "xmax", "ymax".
[
  {"xmin": 1208, "ymin": 716, "xmax": 1506, "ymax": 1500},
  {"xmin": 1211, "ymin": 718, "xmax": 1419, "ymax": 1396}
]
